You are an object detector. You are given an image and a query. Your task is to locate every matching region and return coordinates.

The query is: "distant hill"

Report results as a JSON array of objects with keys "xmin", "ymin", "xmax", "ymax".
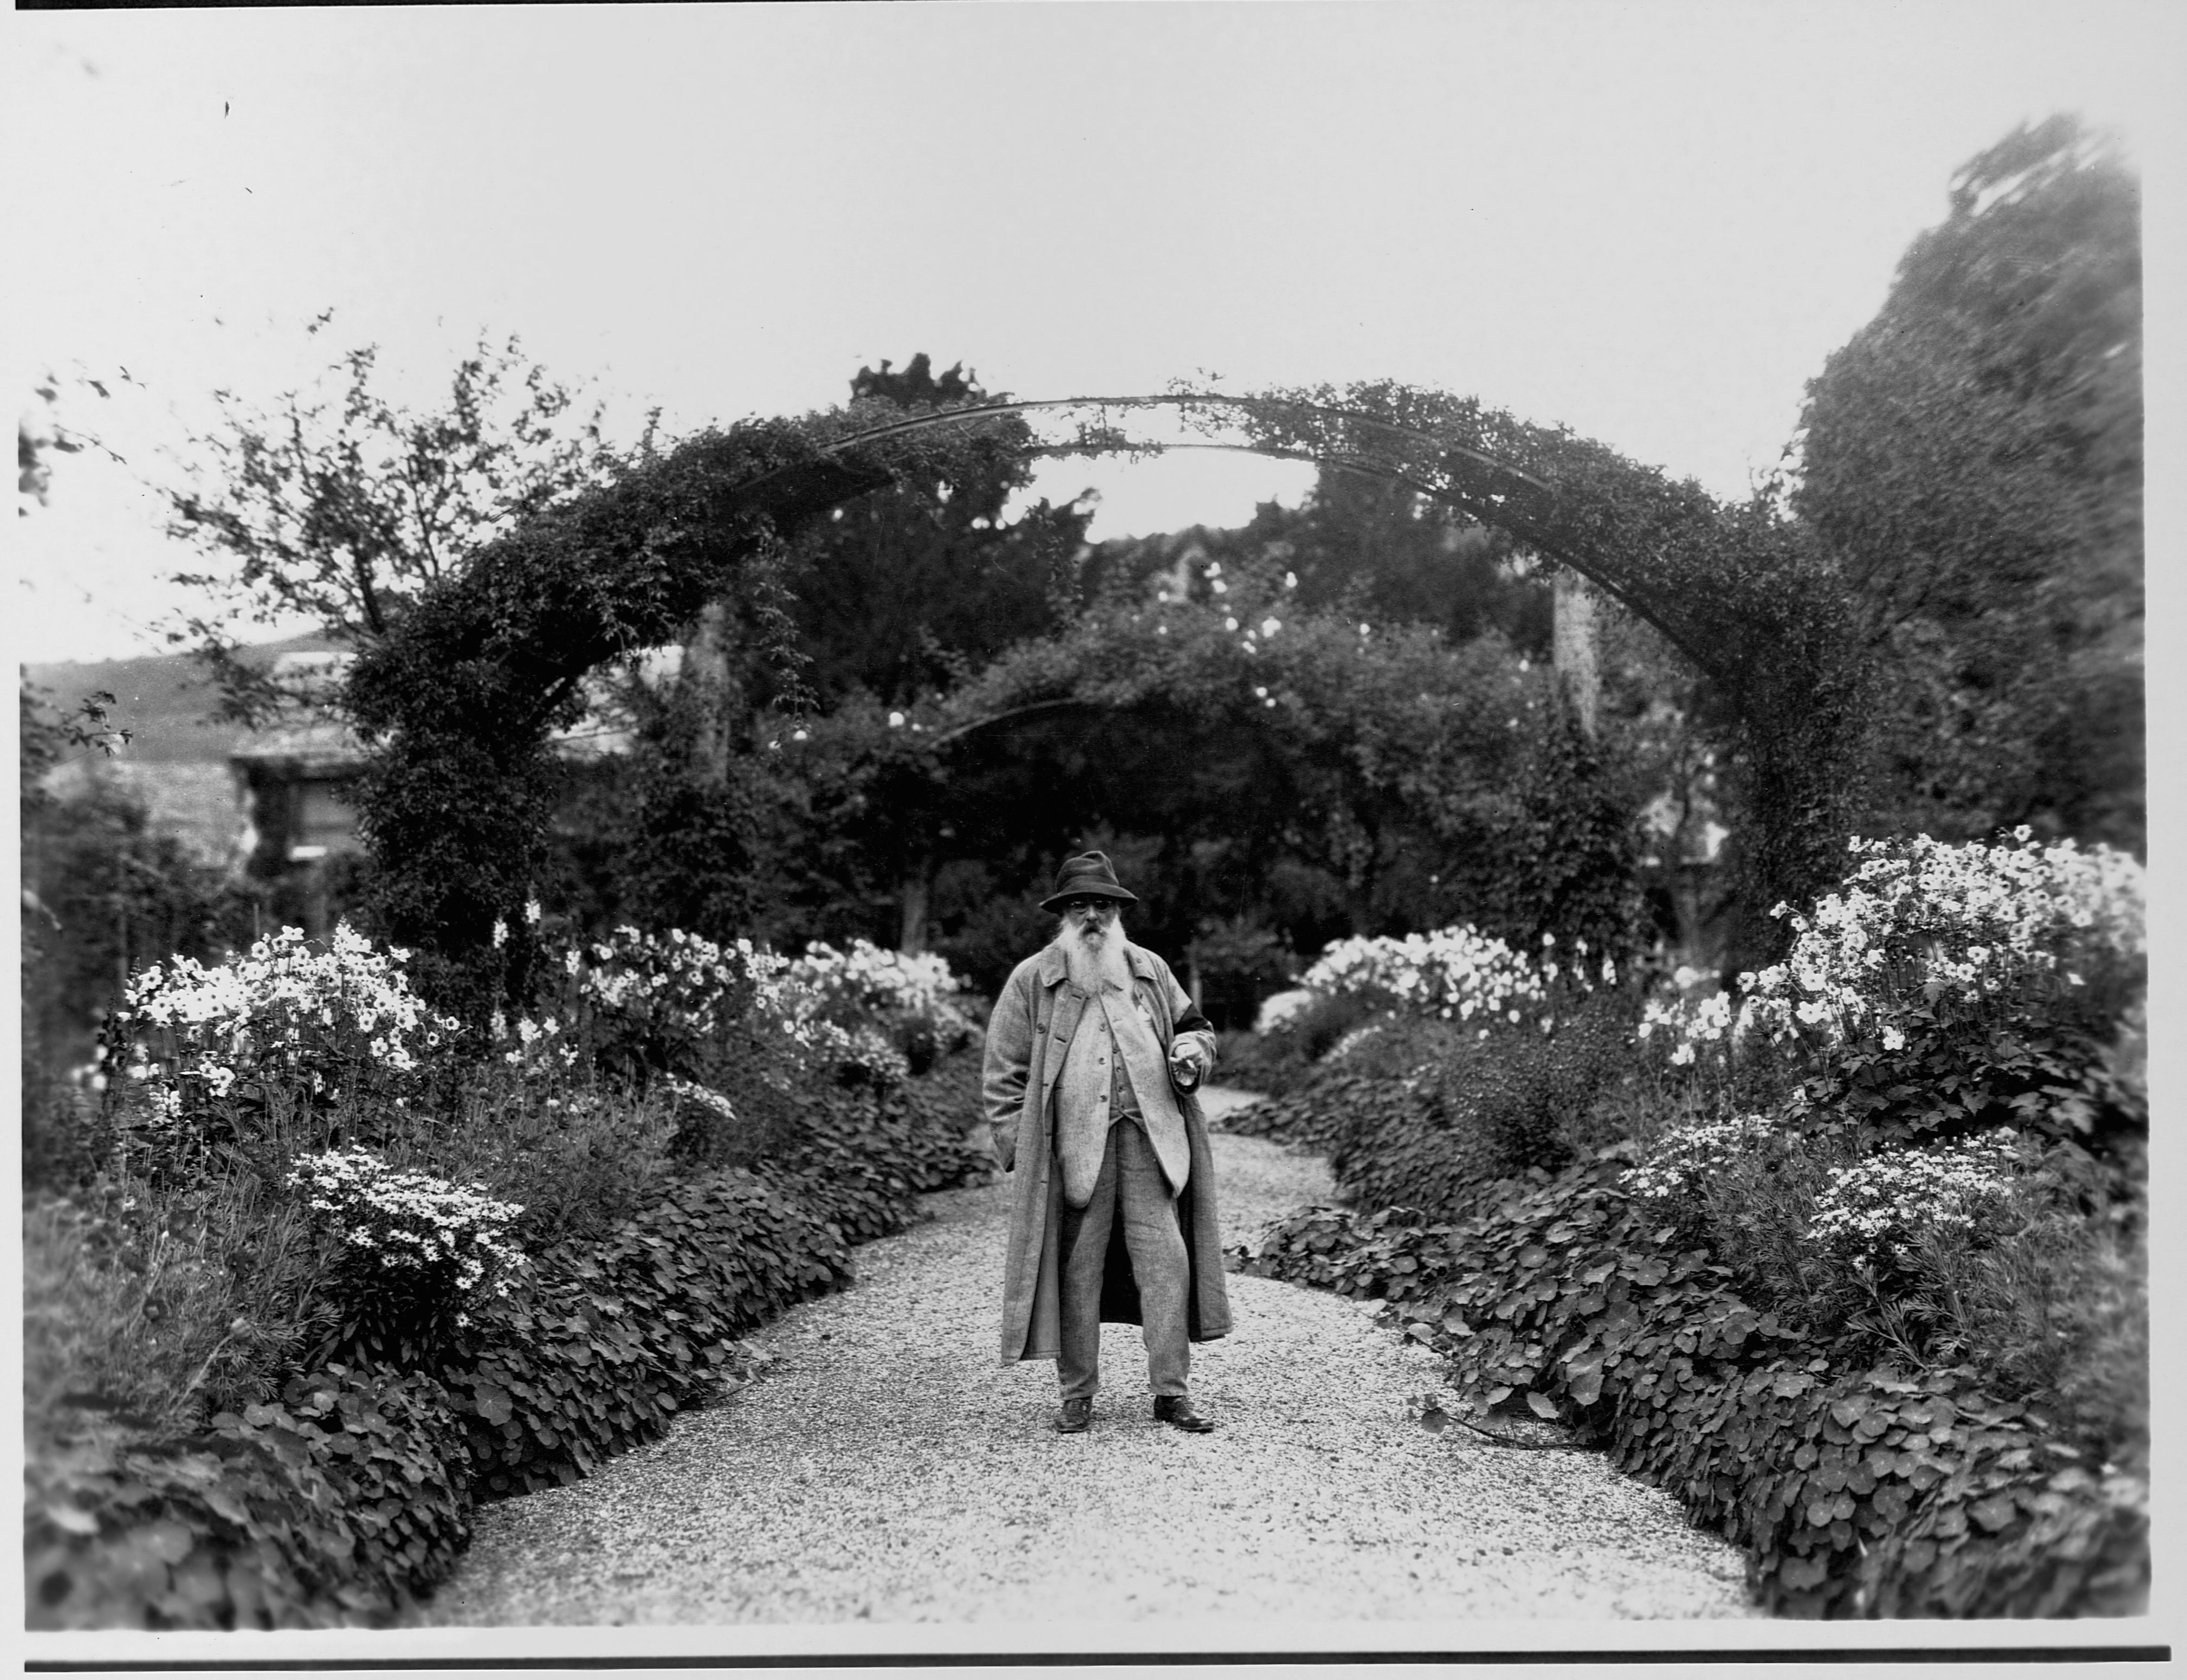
[{"xmin": 22, "ymin": 634, "xmax": 341, "ymax": 766}]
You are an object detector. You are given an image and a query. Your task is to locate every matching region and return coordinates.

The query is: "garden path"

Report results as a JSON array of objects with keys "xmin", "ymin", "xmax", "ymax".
[{"xmin": 411, "ymin": 1089, "xmax": 1756, "ymax": 1630}]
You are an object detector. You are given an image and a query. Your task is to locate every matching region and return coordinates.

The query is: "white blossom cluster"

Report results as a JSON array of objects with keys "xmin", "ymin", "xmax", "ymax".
[
  {"xmin": 1299, "ymin": 925, "xmax": 1608, "ymax": 1028},
  {"xmin": 489, "ymin": 1007, "xmax": 585, "ymax": 1072},
  {"xmin": 576, "ymin": 925, "xmax": 798, "ymax": 1038},
  {"xmin": 1637, "ymin": 988, "xmax": 1738, "ymax": 1068},
  {"xmin": 786, "ymin": 938, "xmax": 974, "ymax": 1068},
  {"xmin": 788, "ymin": 939, "xmax": 963, "ymax": 1019},
  {"xmin": 120, "ymin": 923, "xmax": 460, "ymax": 1111},
  {"xmin": 552, "ymin": 926, "xmax": 918, "ymax": 1086},
  {"xmin": 1640, "ymin": 830, "xmax": 2144, "ymax": 1064},
  {"xmin": 286, "ymin": 1145, "xmax": 526, "ymax": 1314},
  {"xmin": 1621, "ymin": 1110, "xmax": 1777, "ymax": 1201},
  {"xmin": 664, "ymin": 1075, "xmax": 739, "ymax": 1126},
  {"xmin": 1808, "ymin": 1130, "xmax": 2023, "ymax": 1261}
]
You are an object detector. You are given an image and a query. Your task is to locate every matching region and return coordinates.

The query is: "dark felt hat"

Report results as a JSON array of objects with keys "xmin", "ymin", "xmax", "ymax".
[{"xmin": 1039, "ymin": 850, "xmax": 1138, "ymax": 913}]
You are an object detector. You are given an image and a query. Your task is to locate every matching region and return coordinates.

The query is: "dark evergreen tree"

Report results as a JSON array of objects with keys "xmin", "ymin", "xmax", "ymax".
[{"xmin": 1796, "ymin": 115, "xmax": 2142, "ymax": 850}]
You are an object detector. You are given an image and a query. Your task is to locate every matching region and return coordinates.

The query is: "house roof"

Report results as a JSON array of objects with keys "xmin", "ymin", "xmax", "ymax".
[{"xmin": 229, "ymin": 718, "xmax": 366, "ymax": 778}]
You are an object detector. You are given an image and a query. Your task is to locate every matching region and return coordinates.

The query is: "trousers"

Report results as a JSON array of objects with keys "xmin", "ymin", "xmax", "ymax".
[{"xmin": 1056, "ymin": 1119, "xmax": 1190, "ymax": 1400}]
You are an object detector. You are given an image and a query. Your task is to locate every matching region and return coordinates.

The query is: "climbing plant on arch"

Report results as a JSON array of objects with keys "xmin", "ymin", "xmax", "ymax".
[{"xmin": 344, "ymin": 382, "xmax": 1868, "ymax": 1012}]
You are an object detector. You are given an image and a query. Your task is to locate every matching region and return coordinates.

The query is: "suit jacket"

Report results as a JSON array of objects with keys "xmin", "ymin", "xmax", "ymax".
[{"xmin": 982, "ymin": 939, "xmax": 1231, "ymax": 1364}]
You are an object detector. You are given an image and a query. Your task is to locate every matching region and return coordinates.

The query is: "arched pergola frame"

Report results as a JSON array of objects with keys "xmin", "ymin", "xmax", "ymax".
[{"xmin": 345, "ymin": 382, "xmax": 1868, "ymax": 1012}]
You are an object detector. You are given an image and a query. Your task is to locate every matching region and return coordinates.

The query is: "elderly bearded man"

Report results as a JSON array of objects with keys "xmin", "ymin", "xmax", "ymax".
[{"xmin": 983, "ymin": 851, "xmax": 1232, "ymax": 1434}]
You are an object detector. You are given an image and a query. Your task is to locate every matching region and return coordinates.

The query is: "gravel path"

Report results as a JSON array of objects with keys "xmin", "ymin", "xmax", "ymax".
[{"xmin": 413, "ymin": 1090, "xmax": 1756, "ymax": 1627}]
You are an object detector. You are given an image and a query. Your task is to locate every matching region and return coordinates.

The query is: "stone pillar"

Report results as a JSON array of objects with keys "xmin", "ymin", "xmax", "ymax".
[
  {"xmin": 686, "ymin": 598, "xmax": 736, "ymax": 787},
  {"xmin": 898, "ymin": 868, "xmax": 930, "ymax": 957},
  {"xmin": 1552, "ymin": 566, "xmax": 1602, "ymax": 740}
]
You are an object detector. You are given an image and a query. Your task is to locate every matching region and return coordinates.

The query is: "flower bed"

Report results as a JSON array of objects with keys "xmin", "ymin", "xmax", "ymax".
[
  {"xmin": 1242, "ymin": 1166, "xmax": 2146, "ymax": 1617},
  {"xmin": 1230, "ymin": 831, "xmax": 2147, "ymax": 1618},
  {"xmin": 27, "ymin": 923, "xmax": 992, "ymax": 1630}
]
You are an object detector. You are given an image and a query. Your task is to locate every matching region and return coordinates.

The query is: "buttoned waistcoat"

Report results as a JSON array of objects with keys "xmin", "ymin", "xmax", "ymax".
[{"xmin": 1052, "ymin": 979, "xmax": 1191, "ymax": 1205}]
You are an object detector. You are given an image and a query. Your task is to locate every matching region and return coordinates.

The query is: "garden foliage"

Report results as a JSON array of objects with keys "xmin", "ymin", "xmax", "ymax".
[
  {"xmin": 28, "ymin": 1364, "xmax": 473, "ymax": 1630},
  {"xmin": 335, "ymin": 361, "xmax": 1892, "ymax": 1009},
  {"xmin": 1232, "ymin": 832, "xmax": 2146, "ymax": 1617},
  {"xmin": 1244, "ymin": 1171, "xmax": 2145, "ymax": 1617},
  {"xmin": 26, "ymin": 921, "xmax": 990, "ymax": 1629},
  {"xmin": 1796, "ymin": 117, "xmax": 2141, "ymax": 854}
]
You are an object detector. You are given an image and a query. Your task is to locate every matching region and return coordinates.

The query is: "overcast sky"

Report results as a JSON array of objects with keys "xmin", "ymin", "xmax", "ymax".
[{"xmin": 9, "ymin": 1, "xmax": 2179, "ymax": 665}]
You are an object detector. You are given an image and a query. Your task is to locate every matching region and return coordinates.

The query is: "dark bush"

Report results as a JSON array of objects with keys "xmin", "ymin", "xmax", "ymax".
[
  {"xmin": 27, "ymin": 1364, "xmax": 471, "ymax": 1630},
  {"xmin": 1240, "ymin": 1155, "xmax": 2148, "ymax": 1618},
  {"xmin": 391, "ymin": 1078, "xmax": 683, "ymax": 1248},
  {"xmin": 1210, "ymin": 1027, "xmax": 1314, "ymax": 1098},
  {"xmin": 1231, "ymin": 996, "xmax": 1638, "ymax": 1217},
  {"xmin": 22, "ymin": 1070, "xmax": 117, "ymax": 1197},
  {"xmin": 445, "ymin": 1055, "xmax": 986, "ymax": 1497},
  {"xmin": 447, "ymin": 1166, "xmax": 851, "ymax": 1497},
  {"xmin": 1282, "ymin": 990, "xmax": 1384, "ymax": 1063}
]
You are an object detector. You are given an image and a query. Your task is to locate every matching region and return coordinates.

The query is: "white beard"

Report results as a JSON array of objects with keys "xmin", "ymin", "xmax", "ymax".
[{"xmin": 1057, "ymin": 916, "xmax": 1133, "ymax": 994}]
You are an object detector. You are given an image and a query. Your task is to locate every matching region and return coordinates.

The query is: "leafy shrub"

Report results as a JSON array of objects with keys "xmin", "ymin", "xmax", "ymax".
[
  {"xmin": 288, "ymin": 1148, "xmax": 528, "ymax": 1369},
  {"xmin": 1233, "ymin": 994, "xmax": 1639, "ymax": 1216},
  {"xmin": 771, "ymin": 1075, "xmax": 994, "ymax": 1245},
  {"xmin": 1209, "ymin": 1027, "xmax": 1315, "ymax": 1098},
  {"xmin": 27, "ymin": 1364, "xmax": 471, "ymax": 1630},
  {"xmin": 1241, "ymin": 1159, "xmax": 2148, "ymax": 1618},
  {"xmin": 1323, "ymin": 1071, "xmax": 1509, "ymax": 1219},
  {"xmin": 23, "ymin": 1070, "xmax": 120, "ymax": 1196},
  {"xmin": 388, "ymin": 1075, "xmax": 682, "ymax": 1246},
  {"xmin": 1925, "ymin": 1171, "xmax": 2147, "ymax": 1457},
  {"xmin": 445, "ymin": 1048, "xmax": 986, "ymax": 1497},
  {"xmin": 1270, "ymin": 988, "xmax": 1384, "ymax": 1065},
  {"xmin": 447, "ymin": 1166, "xmax": 850, "ymax": 1496}
]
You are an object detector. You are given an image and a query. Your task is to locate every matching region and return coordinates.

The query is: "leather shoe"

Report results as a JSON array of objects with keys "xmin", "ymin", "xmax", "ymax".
[
  {"xmin": 1054, "ymin": 1397, "xmax": 1093, "ymax": 1434},
  {"xmin": 1153, "ymin": 1394, "xmax": 1215, "ymax": 1433}
]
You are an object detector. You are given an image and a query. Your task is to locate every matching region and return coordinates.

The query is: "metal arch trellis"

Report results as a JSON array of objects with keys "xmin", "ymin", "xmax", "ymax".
[
  {"xmin": 809, "ymin": 392, "xmax": 1554, "ymax": 494},
  {"xmin": 347, "ymin": 374, "xmax": 1860, "ymax": 991},
  {"xmin": 792, "ymin": 391, "xmax": 1708, "ymax": 676}
]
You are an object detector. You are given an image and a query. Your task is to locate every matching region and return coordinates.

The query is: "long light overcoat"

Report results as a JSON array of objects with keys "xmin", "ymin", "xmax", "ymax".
[{"xmin": 983, "ymin": 940, "xmax": 1233, "ymax": 1366}]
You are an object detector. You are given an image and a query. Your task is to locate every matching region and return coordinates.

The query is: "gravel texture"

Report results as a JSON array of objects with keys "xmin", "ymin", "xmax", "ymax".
[{"xmin": 412, "ymin": 1090, "xmax": 1756, "ymax": 1627}]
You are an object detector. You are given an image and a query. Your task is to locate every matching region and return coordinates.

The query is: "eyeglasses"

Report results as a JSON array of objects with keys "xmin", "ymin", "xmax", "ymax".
[{"xmin": 1058, "ymin": 897, "xmax": 1116, "ymax": 914}]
